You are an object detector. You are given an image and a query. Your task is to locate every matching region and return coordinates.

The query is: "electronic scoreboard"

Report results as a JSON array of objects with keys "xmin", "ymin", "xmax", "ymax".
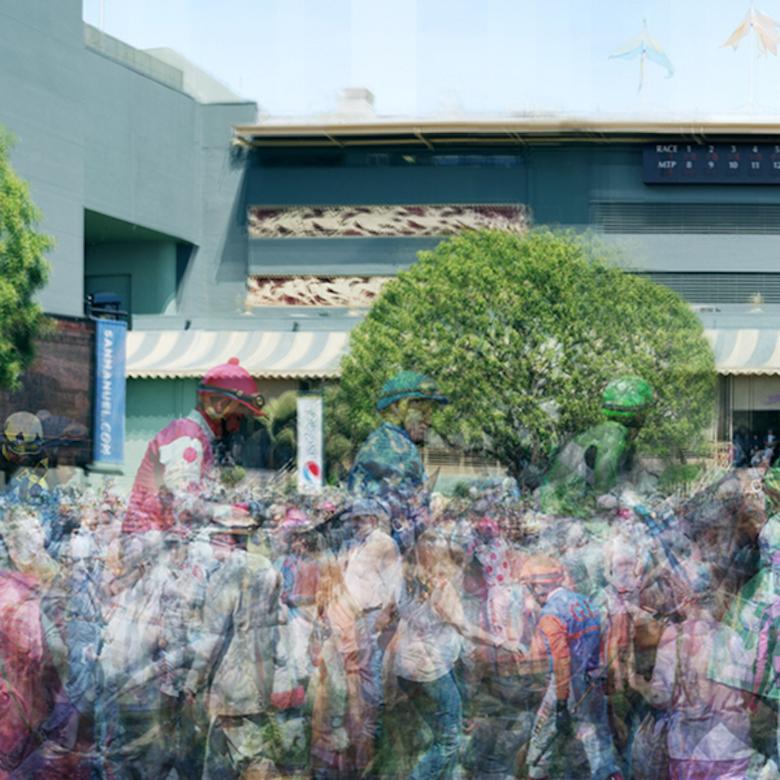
[{"xmin": 643, "ymin": 142, "xmax": 780, "ymax": 184}]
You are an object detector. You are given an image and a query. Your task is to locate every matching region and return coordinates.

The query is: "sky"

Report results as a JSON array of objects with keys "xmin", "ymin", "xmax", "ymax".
[{"xmin": 81, "ymin": 1, "xmax": 780, "ymax": 119}]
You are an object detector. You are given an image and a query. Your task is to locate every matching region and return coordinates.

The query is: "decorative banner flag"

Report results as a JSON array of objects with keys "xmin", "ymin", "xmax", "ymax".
[
  {"xmin": 722, "ymin": 6, "xmax": 780, "ymax": 55},
  {"xmin": 610, "ymin": 19, "xmax": 674, "ymax": 91},
  {"xmin": 297, "ymin": 395, "xmax": 323, "ymax": 494},
  {"xmin": 92, "ymin": 318, "xmax": 127, "ymax": 465}
]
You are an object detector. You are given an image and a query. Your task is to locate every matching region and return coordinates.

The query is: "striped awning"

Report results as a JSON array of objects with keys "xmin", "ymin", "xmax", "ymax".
[
  {"xmin": 127, "ymin": 327, "xmax": 780, "ymax": 380},
  {"xmin": 126, "ymin": 330, "xmax": 350, "ymax": 379},
  {"xmin": 704, "ymin": 328, "xmax": 780, "ymax": 375}
]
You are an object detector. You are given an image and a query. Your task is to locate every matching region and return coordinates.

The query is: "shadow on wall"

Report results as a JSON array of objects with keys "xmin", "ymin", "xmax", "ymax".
[{"xmin": 215, "ymin": 144, "xmax": 250, "ymax": 287}]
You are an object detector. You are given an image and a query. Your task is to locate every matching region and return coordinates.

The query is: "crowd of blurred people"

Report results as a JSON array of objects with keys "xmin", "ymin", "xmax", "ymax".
[
  {"xmin": 0, "ymin": 463, "xmax": 778, "ymax": 780},
  {"xmin": 3, "ymin": 364, "xmax": 780, "ymax": 779},
  {"xmin": 733, "ymin": 427, "xmax": 779, "ymax": 469}
]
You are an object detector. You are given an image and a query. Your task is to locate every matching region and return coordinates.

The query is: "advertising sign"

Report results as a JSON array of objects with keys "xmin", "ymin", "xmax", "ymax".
[
  {"xmin": 92, "ymin": 318, "xmax": 127, "ymax": 465},
  {"xmin": 297, "ymin": 395, "xmax": 323, "ymax": 493}
]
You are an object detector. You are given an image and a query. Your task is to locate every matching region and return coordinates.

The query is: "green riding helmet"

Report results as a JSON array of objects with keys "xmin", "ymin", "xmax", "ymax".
[
  {"xmin": 601, "ymin": 375, "xmax": 655, "ymax": 425},
  {"xmin": 376, "ymin": 371, "xmax": 449, "ymax": 412}
]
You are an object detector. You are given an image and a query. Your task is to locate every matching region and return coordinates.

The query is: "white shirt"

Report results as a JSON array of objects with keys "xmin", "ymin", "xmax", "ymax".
[
  {"xmin": 343, "ymin": 528, "xmax": 402, "ymax": 612},
  {"xmin": 393, "ymin": 579, "xmax": 464, "ymax": 682}
]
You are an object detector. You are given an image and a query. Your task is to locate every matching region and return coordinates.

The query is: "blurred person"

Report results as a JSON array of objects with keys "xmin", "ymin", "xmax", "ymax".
[
  {"xmin": 182, "ymin": 515, "xmax": 282, "ymax": 780},
  {"xmin": 540, "ymin": 376, "xmax": 654, "ymax": 517},
  {"xmin": 468, "ymin": 514, "xmax": 531, "ymax": 689},
  {"xmin": 309, "ymin": 536, "xmax": 364, "ymax": 778},
  {"xmin": 520, "ymin": 554, "xmax": 623, "ymax": 780},
  {"xmin": 389, "ymin": 530, "xmax": 518, "ymax": 780},
  {"xmin": 749, "ymin": 581, "xmax": 780, "ymax": 776},
  {"xmin": 271, "ymin": 507, "xmax": 320, "ymax": 773},
  {"xmin": 8, "ymin": 498, "xmax": 110, "ymax": 779},
  {"xmin": 763, "ymin": 429, "xmax": 779, "ymax": 469},
  {"xmin": 272, "ymin": 507, "xmax": 313, "ymax": 713},
  {"xmin": 348, "ymin": 371, "xmax": 448, "ymax": 552},
  {"xmin": 1, "ymin": 503, "xmax": 59, "ymax": 586},
  {"xmin": 745, "ymin": 500, "xmax": 780, "ymax": 764},
  {"xmin": 460, "ymin": 518, "xmax": 536, "ymax": 780},
  {"xmin": 124, "ymin": 357, "xmax": 264, "ymax": 534},
  {"xmin": 714, "ymin": 468, "xmax": 780, "ymax": 695},
  {"xmin": 2, "ymin": 411, "xmax": 48, "ymax": 501},
  {"xmin": 340, "ymin": 498, "xmax": 402, "ymax": 772},
  {"xmin": 598, "ymin": 530, "xmax": 659, "ymax": 775},
  {"xmin": 733, "ymin": 427, "xmax": 750, "ymax": 468},
  {"xmin": 639, "ymin": 565, "xmax": 752, "ymax": 780},
  {"xmin": 96, "ymin": 527, "xmax": 209, "ymax": 779},
  {"xmin": 0, "ymin": 529, "xmax": 67, "ymax": 779}
]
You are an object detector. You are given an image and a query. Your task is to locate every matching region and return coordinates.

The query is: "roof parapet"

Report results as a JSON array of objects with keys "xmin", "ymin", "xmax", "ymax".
[{"xmin": 234, "ymin": 115, "xmax": 780, "ymax": 147}]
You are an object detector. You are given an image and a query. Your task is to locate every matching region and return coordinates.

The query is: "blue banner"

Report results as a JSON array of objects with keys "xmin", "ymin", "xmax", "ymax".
[{"xmin": 92, "ymin": 319, "xmax": 127, "ymax": 465}]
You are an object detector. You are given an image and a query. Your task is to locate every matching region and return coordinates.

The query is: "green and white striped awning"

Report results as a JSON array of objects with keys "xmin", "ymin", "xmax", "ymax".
[
  {"xmin": 126, "ymin": 330, "xmax": 350, "ymax": 379},
  {"xmin": 704, "ymin": 328, "xmax": 780, "ymax": 375}
]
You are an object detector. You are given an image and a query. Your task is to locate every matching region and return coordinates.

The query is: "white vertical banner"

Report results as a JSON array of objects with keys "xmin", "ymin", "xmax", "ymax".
[{"xmin": 297, "ymin": 395, "xmax": 323, "ymax": 493}]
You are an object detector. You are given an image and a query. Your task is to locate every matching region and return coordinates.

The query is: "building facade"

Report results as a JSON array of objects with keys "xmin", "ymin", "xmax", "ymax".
[
  {"xmin": 1, "ymin": 1, "xmax": 778, "ymax": 480},
  {"xmin": 236, "ymin": 118, "xmax": 780, "ymax": 459}
]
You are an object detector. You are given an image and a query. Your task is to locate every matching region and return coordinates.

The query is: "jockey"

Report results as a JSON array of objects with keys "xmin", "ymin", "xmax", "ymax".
[
  {"xmin": 347, "ymin": 371, "xmax": 448, "ymax": 551},
  {"xmin": 124, "ymin": 357, "xmax": 264, "ymax": 534},
  {"xmin": 521, "ymin": 555, "xmax": 624, "ymax": 780},
  {"xmin": 540, "ymin": 375, "xmax": 654, "ymax": 517}
]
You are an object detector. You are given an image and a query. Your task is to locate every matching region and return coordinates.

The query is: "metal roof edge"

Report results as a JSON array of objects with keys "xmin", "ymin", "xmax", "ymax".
[{"xmin": 234, "ymin": 116, "xmax": 780, "ymax": 145}]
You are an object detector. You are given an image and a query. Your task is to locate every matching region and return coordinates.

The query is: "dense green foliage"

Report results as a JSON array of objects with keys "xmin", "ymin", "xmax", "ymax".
[
  {"xmin": 257, "ymin": 389, "xmax": 298, "ymax": 469},
  {"xmin": 327, "ymin": 229, "xmax": 715, "ymax": 485},
  {"xmin": 0, "ymin": 130, "xmax": 51, "ymax": 388}
]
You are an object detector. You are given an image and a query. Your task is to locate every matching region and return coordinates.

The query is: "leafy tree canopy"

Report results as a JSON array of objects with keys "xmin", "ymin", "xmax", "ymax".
[
  {"xmin": 327, "ymin": 229, "xmax": 715, "ymax": 486},
  {"xmin": 256, "ymin": 389, "xmax": 298, "ymax": 470},
  {"xmin": 0, "ymin": 129, "xmax": 51, "ymax": 389}
]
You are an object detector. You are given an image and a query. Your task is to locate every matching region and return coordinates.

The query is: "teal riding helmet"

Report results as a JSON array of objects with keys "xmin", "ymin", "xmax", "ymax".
[{"xmin": 376, "ymin": 371, "xmax": 449, "ymax": 412}]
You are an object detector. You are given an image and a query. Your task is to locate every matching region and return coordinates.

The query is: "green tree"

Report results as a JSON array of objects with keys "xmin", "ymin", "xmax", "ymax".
[
  {"xmin": 257, "ymin": 389, "xmax": 298, "ymax": 469},
  {"xmin": 328, "ymin": 229, "xmax": 715, "ymax": 486},
  {"xmin": 0, "ymin": 130, "xmax": 51, "ymax": 389}
]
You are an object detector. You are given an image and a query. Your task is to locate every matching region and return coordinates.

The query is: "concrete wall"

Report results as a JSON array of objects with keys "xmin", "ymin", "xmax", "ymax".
[
  {"xmin": 82, "ymin": 49, "xmax": 202, "ymax": 245},
  {"xmin": 245, "ymin": 143, "xmax": 780, "ymax": 276},
  {"xmin": 179, "ymin": 104, "xmax": 257, "ymax": 319},
  {"xmin": 0, "ymin": 0, "xmax": 256, "ymax": 321},
  {"xmin": 0, "ymin": 0, "xmax": 86, "ymax": 317},
  {"xmin": 85, "ymin": 241, "xmax": 178, "ymax": 314}
]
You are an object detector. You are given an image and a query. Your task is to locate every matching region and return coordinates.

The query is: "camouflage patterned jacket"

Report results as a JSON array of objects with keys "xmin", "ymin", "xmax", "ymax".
[{"xmin": 347, "ymin": 423, "xmax": 426, "ymax": 498}]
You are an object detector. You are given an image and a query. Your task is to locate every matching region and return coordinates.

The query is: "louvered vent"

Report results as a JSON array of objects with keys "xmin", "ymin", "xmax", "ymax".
[
  {"xmin": 635, "ymin": 272, "xmax": 780, "ymax": 303},
  {"xmin": 592, "ymin": 201, "xmax": 780, "ymax": 234}
]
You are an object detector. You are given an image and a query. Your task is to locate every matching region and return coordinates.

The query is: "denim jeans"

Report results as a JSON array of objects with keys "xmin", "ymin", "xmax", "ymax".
[{"xmin": 398, "ymin": 671, "xmax": 462, "ymax": 780}]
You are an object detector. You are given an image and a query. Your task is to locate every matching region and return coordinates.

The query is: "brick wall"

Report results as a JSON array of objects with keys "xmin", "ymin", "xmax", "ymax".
[{"xmin": 0, "ymin": 316, "xmax": 95, "ymax": 466}]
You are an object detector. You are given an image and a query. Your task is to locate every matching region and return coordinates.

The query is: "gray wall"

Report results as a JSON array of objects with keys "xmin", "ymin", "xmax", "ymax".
[
  {"xmin": 0, "ymin": 0, "xmax": 86, "ymax": 317},
  {"xmin": 85, "ymin": 241, "xmax": 178, "ymax": 314},
  {"xmin": 82, "ymin": 49, "xmax": 202, "ymax": 245},
  {"xmin": 180, "ymin": 104, "xmax": 256, "ymax": 318},
  {"xmin": 246, "ymin": 144, "xmax": 780, "ymax": 277},
  {"xmin": 0, "ymin": 0, "xmax": 256, "ymax": 320}
]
